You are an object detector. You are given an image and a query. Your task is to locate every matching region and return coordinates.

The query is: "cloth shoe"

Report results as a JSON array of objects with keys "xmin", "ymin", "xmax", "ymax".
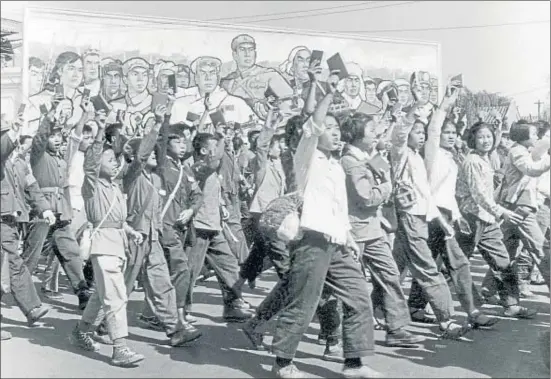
[
  {"xmin": 41, "ymin": 288, "xmax": 64, "ymax": 301},
  {"xmin": 503, "ymin": 305, "xmax": 537, "ymax": 319},
  {"xmin": 385, "ymin": 328, "xmax": 424, "ymax": 347},
  {"xmin": 342, "ymin": 365, "xmax": 385, "ymax": 378},
  {"xmin": 111, "ymin": 346, "xmax": 144, "ymax": 367},
  {"xmin": 70, "ymin": 325, "xmax": 100, "ymax": 352},
  {"xmin": 170, "ymin": 323, "xmax": 202, "ymax": 346},
  {"xmin": 27, "ymin": 304, "xmax": 49, "ymax": 327},
  {"xmin": 468, "ymin": 311, "xmax": 499, "ymax": 329},
  {"xmin": 271, "ymin": 363, "xmax": 307, "ymax": 378}
]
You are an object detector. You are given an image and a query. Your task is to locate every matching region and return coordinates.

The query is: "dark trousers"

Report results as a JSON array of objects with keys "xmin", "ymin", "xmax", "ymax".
[
  {"xmin": 358, "ymin": 236, "xmax": 410, "ymax": 331},
  {"xmin": 272, "ymin": 231, "xmax": 374, "ymax": 360},
  {"xmin": 223, "ymin": 193, "xmax": 249, "ymax": 265},
  {"xmin": 392, "ymin": 213, "xmax": 453, "ymax": 323},
  {"xmin": 247, "ymin": 229, "xmax": 341, "ymax": 342},
  {"xmin": 408, "ymin": 211, "xmax": 477, "ymax": 315},
  {"xmin": 125, "ymin": 236, "xmax": 179, "ymax": 336},
  {"xmin": 239, "ymin": 214, "xmax": 290, "ymax": 282},
  {"xmin": 160, "ymin": 225, "xmax": 192, "ymax": 309},
  {"xmin": 20, "ymin": 220, "xmax": 50, "ymax": 274},
  {"xmin": 0, "ymin": 220, "xmax": 42, "ymax": 315},
  {"xmin": 456, "ymin": 213, "xmax": 519, "ymax": 307},
  {"xmin": 503, "ymin": 206, "xmax": 550, "ymax": 289},
  {"xmin": 184, "ymin": 229, "xmax": 242, "ymax": 309},
  {"xmin": 24, "ymin": 221, "xmax": 87, "ymax": 294}
]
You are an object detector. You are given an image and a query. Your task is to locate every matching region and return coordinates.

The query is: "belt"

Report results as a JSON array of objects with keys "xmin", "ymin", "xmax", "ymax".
[
  {"xmin": 503, "ymin": 202, "xmax": 537, "ymax": 213},
  {"xmin": 41, "ymin": 187, "xmax": 65, "ymax": 195},
  {"xmin": 92, "ymin": 221, "xmax": 124, "ymax": 229}
]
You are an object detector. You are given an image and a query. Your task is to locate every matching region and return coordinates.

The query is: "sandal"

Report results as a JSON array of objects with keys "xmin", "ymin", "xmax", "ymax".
[
  {"xmin": 410, "ymin": 309, "xmax": 436, "ymax": 324},
  {"xmin": 468, "ymin": 312, "xmax": 500, "ymax": 329},
  {"xmin": 439, "ymin": 322, "xmax": 470, "ymax": 340}
]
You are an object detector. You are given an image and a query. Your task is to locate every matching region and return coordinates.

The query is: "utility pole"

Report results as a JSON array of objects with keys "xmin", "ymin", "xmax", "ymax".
[{"xmin": 535, "ymin": 99, "xmax": 543, "ymax": 120}]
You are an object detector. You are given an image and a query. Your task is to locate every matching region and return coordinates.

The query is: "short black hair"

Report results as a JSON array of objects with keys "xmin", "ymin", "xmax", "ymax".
[
  {"xmin": 19, "ymin": 134, "xmax": 32, "ymax": 144},
  {"xmin": 192, "ymin": 132, "xmax": 216, "ymax": 156},
  {"xmin": 248, "ymin": 130, "xmax": 261, "ymax": 151},
  {"xmin": 442, "ymin": 118, "xmax": 456, "ymax": 130},
  {"xmin": 466, "ymin": 121, "xmax": 496, "ymax": 150},
  {"xmin": 284, "ymin": 114, "xmax": 308, "ymax": 150},
  {"xmin": 232, "ymin": 136, "xmax": 244, "ymax": 152},
  {"xmin": 269, "ymin": 134, "xmax": 285, "ymax": 149},
  {"xmin": 510, "ymin": 120, "xmax": 535, "ymax": 143},
  {"xmin": 325, "ymin": 112, "xmax": 341, "ymax": 128},
  {"xmin": 537, "ymin": 121, "xmax": 551, "ymax": 139},
  {"xmin": 340, "ymin": 112, "xmax": 375, "ymax": 143},
  {"xmin": 82, "ymin": 122, "xmax": 94, "ymax": 134}
]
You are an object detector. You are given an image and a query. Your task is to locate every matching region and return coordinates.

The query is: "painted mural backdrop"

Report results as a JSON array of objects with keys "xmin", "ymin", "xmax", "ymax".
[{"xmin": 23, "ymin": 7, "xmax": 441, "ymax": 137}]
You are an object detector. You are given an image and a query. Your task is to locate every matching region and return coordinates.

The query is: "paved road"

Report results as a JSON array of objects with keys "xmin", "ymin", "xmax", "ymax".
[{"xmin": 1, "ymin": 256, "xmax": 549, "ymax": 378}]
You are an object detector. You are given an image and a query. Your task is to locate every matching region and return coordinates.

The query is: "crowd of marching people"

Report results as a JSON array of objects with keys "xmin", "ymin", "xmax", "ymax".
[{"xmin": 1, "ymin": 35, "xmax": 550, "ymax": 378}]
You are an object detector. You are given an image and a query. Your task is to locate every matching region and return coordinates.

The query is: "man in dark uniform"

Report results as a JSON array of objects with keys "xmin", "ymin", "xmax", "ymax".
[
  {"xmin": 1, "ymin": 113, "xmax": 51, "ymax": 340},
  {"xmin": 137, "ymin": 122, "xmax": 204, "ymax": 327},
  {"xmin": 29, "ymin": 106, "xmax": 91, "ymax": 309},
  {"xmin": 122, "ymin": 105, "xmax": 202, "ymax": 346},
  {"xmin": 217, "ymin": 126, "xmax": 250, "ymax": 265}
]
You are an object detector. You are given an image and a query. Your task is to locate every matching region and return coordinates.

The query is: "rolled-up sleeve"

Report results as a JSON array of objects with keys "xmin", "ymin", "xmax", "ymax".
[{"xmin": 294, "ymin": 117, "xmax": 324, "ymax": 194}]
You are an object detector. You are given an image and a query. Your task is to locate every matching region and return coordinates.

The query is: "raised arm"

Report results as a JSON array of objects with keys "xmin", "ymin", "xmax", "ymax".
[
  {"xmin": 511, "ymin": 147, "xmax": 551, "ymax": 177},
  {"xmin": 81, "ymin": 115, "xmax": 106, "ymax": 200},
  {"xmin": 124, "ymin": 105, "xmax": 165, "ymax": 191},
  {"xmin": 30, "ymin": 111, "xmax": 55, "ymax": 168},
  {"xmin": 425, "ymin": 85, "xmax": 459, "ymax": 177},
  {"xmin": 155, "ymin": 115, "xmax": 171, "ymax": 175},
  {"xmin": 253, "ymin": 107, "xmax": 279, "ymax": 188},
  {"xmin": 294, "ymin": 83, "xmax": 336, "ymax": 194},
  {"xmin": 65, "ymin": 102, "xmax": 95, "ymax": 165},
  {"xmin": 303, "ymin": 63, "xmax": 323, "ymax": 116}
]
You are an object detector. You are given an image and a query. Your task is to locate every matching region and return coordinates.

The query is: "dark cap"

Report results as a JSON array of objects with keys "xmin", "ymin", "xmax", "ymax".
[
  {"xmin": 166, "ymin": 123, "xmax": 187, "ymax": 139},
  {"xmin": 50, "ymin": 122, "xmax": 64, "ymax": 132}
]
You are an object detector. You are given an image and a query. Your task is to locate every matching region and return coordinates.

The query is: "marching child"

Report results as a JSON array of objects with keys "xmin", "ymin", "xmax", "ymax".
[{"xmin": 70, "ymin": 111, "xmax": 145, "ymax": 367}]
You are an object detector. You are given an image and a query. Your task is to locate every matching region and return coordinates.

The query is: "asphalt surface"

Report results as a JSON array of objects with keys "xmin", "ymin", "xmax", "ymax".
[{"xmin": 1, "ymin": 255, "xmax": 549, "ymax": 378}]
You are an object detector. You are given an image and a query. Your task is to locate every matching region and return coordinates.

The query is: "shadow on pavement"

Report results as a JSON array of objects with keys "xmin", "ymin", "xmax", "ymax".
[{"xmin": 148, "ymin": 323, "xmax": 342, "ymax": 378}]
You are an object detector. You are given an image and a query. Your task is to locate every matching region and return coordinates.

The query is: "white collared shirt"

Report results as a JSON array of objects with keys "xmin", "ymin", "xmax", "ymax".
[
  {"xmin": 295, "ymin": 117, "xmax": 351, "ymax": 245},
  {"xmin": 427, "ymin": 148, "xmax": 461, "ymax": 220},
  {"xmin": 424, "ymin": 108, "xmax": 461, "ymax": 220}
]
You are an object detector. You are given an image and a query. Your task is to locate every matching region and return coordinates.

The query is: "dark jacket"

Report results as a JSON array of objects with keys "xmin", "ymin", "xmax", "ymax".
[{"xmin": 340, "ymin": 146, "xmax": 392, "ymax": 242}]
